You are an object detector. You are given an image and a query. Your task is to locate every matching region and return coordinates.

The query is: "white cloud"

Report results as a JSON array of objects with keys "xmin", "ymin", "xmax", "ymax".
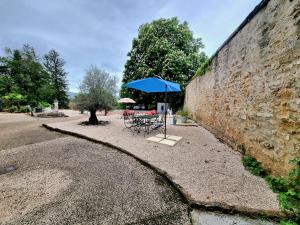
[{"xmin": 0, "ymin": 0, "xmax": 261, "ymax": 90}]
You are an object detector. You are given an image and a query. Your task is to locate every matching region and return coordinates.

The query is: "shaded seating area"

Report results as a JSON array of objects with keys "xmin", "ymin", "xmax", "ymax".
[
  {"xmin": 125, "ymin": 77, "xmax": 181, "ymax": 140},
  {"xmin": 123, "ymin": 111, "xmax": 164, "ymax": 136}
]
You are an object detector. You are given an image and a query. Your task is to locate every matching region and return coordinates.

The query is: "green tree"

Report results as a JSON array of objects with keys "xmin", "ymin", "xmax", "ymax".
[
  {"xmin": 0, "ymin": 44, "xmax": 51, "ymax": 107},
  {"xmin": 76, "ymin": 65, "xmax": 117, "ymax": 124},
  {"xmin": 121, "ymin": 17, "xmax": 207, "ymax": 109},
  {"xmin": 2, "ymin": 92, "xmax": 25, "ymax": 110},
  {"xmin": 43, "ymin": 49, "xmax": 69, "ymax": 108}
]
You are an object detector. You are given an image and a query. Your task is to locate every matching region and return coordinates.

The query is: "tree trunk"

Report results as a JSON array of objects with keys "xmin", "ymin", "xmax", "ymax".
[
  {"xmin": 104, "ymin": 109, "xmax": 108, "ymax": 116},
  {"xmin": 89, "ymin": 110, "xmax": 98, "ymax": 124}
]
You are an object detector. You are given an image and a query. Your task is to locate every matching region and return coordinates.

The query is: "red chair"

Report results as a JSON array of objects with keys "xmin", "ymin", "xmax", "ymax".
[
  {"xmin": 123, "ymin": 109, "xmax": 135, "ymax": 116},
  {"xmin": 151, "ymin": 110, "xmax": 157, "ymax": 115}
]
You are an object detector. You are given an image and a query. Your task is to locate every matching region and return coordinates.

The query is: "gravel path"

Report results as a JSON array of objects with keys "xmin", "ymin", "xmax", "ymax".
[
  {"xmin": 0, "ymin": 113, "xmax": 190, "ymax": 225},
  {"xmin": 44, "ymin": 114, "xmax": 280, "ymax": 216},
  {"xmin": 0, "ymin": 113, "xmax": 79, "ymax": 150}
]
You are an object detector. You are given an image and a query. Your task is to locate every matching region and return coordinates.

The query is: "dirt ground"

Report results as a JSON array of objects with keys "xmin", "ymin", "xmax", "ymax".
[{"xmin": 0, "ymin": 113, "xmax": 190, "ymax": 225}]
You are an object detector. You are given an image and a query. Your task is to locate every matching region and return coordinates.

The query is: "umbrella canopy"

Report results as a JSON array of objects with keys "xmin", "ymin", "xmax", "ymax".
[
  {"xmin": 126, "ymin": 78, "xmax": 180, "ymax": 93},
  {"xmin": 125, "ymin": 77, "xmax": 181, "ymax": 139},
  {"xmin": 117, "ymin": 98, "xmax": 136, "ymax": 104}
]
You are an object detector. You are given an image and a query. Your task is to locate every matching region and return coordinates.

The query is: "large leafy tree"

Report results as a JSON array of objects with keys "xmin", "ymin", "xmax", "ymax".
[
  {"xmin": 0, "ymin": 44, "xmax": 69, "ymax": 110},
  {"xmin": 121, "ymin": 17, "xmax": 207, "ymax": 109},
  {"xmin": 76, "ymin": 65, "xmax": 117, "ymax": 124},
  {"xmin": 43, "ymin": 49, "xmax": 69, "ymax": 108},
  {"xmin": 0, "ymin": 44, "xmax": 51, "ymax": 106}
]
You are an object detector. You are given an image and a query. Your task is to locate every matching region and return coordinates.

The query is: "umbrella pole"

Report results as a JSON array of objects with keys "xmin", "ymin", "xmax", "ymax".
[{"xmin": 164, "ymin": 85, "xmax": 167, "ymax": 139}]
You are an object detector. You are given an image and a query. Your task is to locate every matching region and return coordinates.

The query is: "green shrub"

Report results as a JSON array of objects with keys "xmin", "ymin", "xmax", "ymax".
[
  {"xmin": 38, "ymin": 101, "xmax": 51, "ymax": 109},
  {"xmin": 275, "ymin": 155, "xmax": 300, "ymax": 223},
  {"xmin": 179, "ymin": 107, "xmax": 188, "ymax": 117},
  {"xmin": 242, "ymin": 155, "xmax": 267, "ymax": 177},
  {"xmin": 2, "ymin": 92, "xmax": 25, "ymax": 108},
  {"xmin": 8, "ymin": 105, "xmax": 18, "ymax": 113},
  {"xmin": 194, "ymin": 58, "xmax": 212, "ymax": 78},
  {"xmin": 266, "ymin": 176, "xmax": 289, "ymax": 193},
  {"xmin": 116, "ymin": 102, "xmax": 126, "ymax": 110},
  {"xmin": 279, "ymin": 220, "xmax": 298, "ymax": 225},
  {"xmin": 19, "ymin": 106, "xmax": 28, "ymax": 113},
  {"xmin": 243, "ymin": 150, "xmax": 300, "ymax": 224}
]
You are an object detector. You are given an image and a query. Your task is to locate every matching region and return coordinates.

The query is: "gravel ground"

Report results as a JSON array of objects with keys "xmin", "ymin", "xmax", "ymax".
[
  {"xmin": 0, "ymin": 113, "xmax": 78, "ymax": 150},
  {"xmin": 45, "ymin": 114, "xmax": 280, "ymax": 216},
  {"xmin": 0, "ymin": 113, "xmax": 190, "ymax": 225}
]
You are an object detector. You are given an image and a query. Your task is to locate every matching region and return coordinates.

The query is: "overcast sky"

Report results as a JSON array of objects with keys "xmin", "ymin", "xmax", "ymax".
[{"xmin": 0, "ymin": 0, "xmax": 261, "ymax": 92}]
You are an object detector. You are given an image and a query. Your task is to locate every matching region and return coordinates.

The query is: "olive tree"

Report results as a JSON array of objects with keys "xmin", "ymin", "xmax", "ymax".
[{"xmin": 77, "ymin": 66, "xmax": 117, "ymax": 124}]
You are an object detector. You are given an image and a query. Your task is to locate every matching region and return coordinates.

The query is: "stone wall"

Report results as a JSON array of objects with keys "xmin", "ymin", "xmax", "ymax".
[{"xmin": 185, "ymin": 0, "xmax": 300, "ymax": 175}]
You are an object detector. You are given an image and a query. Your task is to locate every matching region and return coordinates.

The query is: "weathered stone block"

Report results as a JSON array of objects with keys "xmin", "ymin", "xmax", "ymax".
[{"xmin": 257, "ymin": 112, "xmax": 273, "ymax": 118}]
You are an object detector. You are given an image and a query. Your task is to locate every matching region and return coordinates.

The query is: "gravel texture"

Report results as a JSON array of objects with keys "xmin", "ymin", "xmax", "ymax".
[
  {"xmin": 0, "ymin": 113, "xmax": 190, "ymax": 225},
  {"xmin": 45, "ymin": 113, "xmax": 280, "ymax": 216},
  {"xmin": 0, "ymin": 113, "xmax": 79, "ymax": 150}
]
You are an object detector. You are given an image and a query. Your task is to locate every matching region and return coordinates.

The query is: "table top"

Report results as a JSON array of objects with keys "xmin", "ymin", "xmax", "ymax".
[{"xmin": 133, "ymin": 114, "xmax": 158, "ymax": 119}]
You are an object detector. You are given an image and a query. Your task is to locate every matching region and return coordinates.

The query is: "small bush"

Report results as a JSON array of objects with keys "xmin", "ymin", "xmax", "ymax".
[
  {"xmin": 279, "ymin": 220, "xmax": 298, "ymax": 225},
  {"xmin": 242, "ymin": 151, "xmax": 300, "ymax": 224},
  {"xmin": 38, "ymin": 101, "xmax": 51, "ymax": 109},
  {"xmin": 266, "ymin": 176, "xmax": 289, "ymax": 193},
  {"xmin": 242, "ymin": 155, "xmax": 267, "ymax": 177},
  {"xmin": 8, "ymin": 105, "xmax": 18, "ymax": 113},
  {"xmin": 193, "ymin": 58, "xmax": 212, "ymax": 79},
  {"xmin": 19, "ymin": 106, "xmax": 28, "ymax": 113},
  {"xmin": 116, "ymin": 102, "xmax": 126, "ymax": 110},
  {"xmin": 179, "ymin": 107, "xmax": 188, "ymax": 117}
]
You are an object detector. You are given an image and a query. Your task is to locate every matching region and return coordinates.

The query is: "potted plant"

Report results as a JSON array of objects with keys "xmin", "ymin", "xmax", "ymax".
[{"xmin": 179, "ymin": 108, "xmax": 188, "ymax": 123}]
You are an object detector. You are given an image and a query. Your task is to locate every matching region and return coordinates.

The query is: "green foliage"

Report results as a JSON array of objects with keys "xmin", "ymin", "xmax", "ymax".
[
  {"xmin": 279, "ymin": 221, "xmax": 298, "ymax": 225},
  {"xmin": 242, "ymin": 155, "xmax": 267, "ymax": 177},
  {"xmin": 270, "ymin": 154, "xmax": 300, "ymax": 223},
  {"xmin": 2, "ymin": 92, "xmax": 26, "ymax": 110},
  {"xmin": 3, "ymin": 92, "xmax": 25, "ymax": 103},
  {"xmin": 73, "ymin": 94, "xmax": 85, "ymax": 113},
  {"xmin": 116, "ymin": 102, "xmax": 126, "ymax": 110},
  {"xmin": 0, "ymin": 44, "xmax": 69, "ymax": 111},
  {"xmin": 121, "ymin": 17, "xmax": 207, "ymax": 110},
  {"xmin": 243, "ymin": 151, "xmax": 300, "ymax": 224},
  {"xmin": 43, "ymin": 49, "xmax": 69, "ymax": 108},
  {"xmin": 194, "ymin": 58, "xmax": 212, "ymax": 78},
  {"xmin": 19, "ymin": 106, "xmax": 28, "ymax": 113},
  {"xmin": 266, "ymin": 176, "xmax": 288, "ymax": 193},
  {"xmin": 38, "ymin": 101, "xmax": 51, "ymax": 109},
  {"xmin": 76, "ymin": 65, "xmax": 117, "ymax": 123},
  {"xmin": 8, "ymin": 105, "xmax": 18, "ymax": 113},
  {"xmin": 179, "ymin": 107, "xmax": 188, "ymax": 117}
]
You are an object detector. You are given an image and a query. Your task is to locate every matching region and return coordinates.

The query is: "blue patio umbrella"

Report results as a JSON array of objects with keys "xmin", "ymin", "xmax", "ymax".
[{"xmin": 126, "ymin": 77, "xmax": 181, "ymax": 139}]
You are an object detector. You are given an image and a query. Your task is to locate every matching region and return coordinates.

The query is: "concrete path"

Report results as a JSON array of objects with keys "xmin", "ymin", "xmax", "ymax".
[
  {"xmin": 191, "ymin": 210, "xmax": 277, "ymax": 225},
  {"xmin": 44, "ymin": 114, "xmax": 280, "ymax": 217}
]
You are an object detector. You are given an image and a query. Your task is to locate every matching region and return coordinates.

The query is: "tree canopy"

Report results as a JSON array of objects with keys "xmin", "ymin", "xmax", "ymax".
[
  {"xmin": 0, "ymin": 44, "xmax": 69, "ymax": 111},
  {"xmin": 43, "ymin": 49, "xmax": 69, "ymax": 108},
  {"xmin": 121, "ymin": 17, "xmax": 207, "ymax": 109},
  {"xmin": 75, "ymin": 65, "xmax": 117, "ymax": 124}
]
